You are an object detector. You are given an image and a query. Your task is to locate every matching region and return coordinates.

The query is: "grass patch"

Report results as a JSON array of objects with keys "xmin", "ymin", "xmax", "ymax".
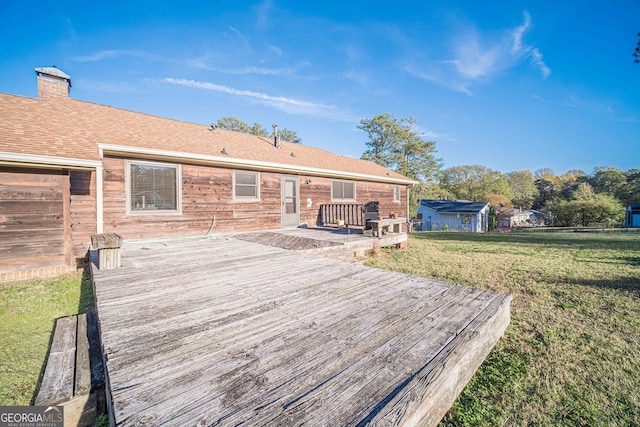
[
  {"xmin": 0, "ymin": 272, "xmax": 94, "ymax": 405},
  {"xmin": 366, "ymin": 231, "xmax": 640, "ymax": 426}
]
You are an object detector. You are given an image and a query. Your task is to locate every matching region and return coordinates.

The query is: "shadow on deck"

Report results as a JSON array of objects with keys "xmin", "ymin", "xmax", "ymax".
[
  {"xmin": 234, "ymin": 226, "xmax": 406, "ymax": 260},
  {"xmin": 91, "ymin": 232, "xmax": 511, "ymax": 426}
]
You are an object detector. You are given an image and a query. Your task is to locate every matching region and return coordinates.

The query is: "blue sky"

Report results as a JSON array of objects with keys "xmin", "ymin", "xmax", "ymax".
[{"xmin": 1, "ymin": 1, "xmax": 638, "ymax": 177}]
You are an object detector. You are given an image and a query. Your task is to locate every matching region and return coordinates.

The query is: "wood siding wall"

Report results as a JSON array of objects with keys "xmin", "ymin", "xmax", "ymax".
[
  {"xmin": 0, "ymin": 168, "xmax": 68, "ymax": 275},
  {"xmin": 0, "ymin": 159, "xmax": 407, "ymax": 278},
  {"xmin": 102, "ymin": 157, "xmax": 408, "ymax": 240},
  {"xmin": 69, "ymin": 170, "xmax": 97, "ymax": 259},
  {"xmin": 0, "ymin": 168, "xmax": 97, "ymax": 280}
]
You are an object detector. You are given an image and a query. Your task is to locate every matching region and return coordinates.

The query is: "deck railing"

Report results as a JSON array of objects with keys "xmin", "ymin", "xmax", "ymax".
[{"xmin": 320, "ymin": 203, "xmax": 365, "ymax": 227}]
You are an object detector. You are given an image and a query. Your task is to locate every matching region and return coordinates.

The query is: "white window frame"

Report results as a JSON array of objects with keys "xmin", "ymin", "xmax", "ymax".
[
  {"xmin": 125, "ymin": 159, "xmax": 182, "ymax": 215},
  {"xmin": 233, "ymin": 170, "xmax": 260, "ymax": 202},
  {"xmin": 331, "ymin": 180, "xmax": 356, "ymax": 201},
  {"xmin": 393, "ymin": 185, "xmax": 401, "ymax": 202}
]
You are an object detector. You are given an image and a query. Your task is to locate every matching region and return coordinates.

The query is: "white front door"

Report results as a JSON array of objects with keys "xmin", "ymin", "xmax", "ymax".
[{"xmin": 281, "ymin": 175, "xmax": 300, "ymax": 227}]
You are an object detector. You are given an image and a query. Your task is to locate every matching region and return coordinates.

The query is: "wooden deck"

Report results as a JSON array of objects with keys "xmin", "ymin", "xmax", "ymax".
[
  {"xmin": 92, "ymin": 233, "xmax": 511, "ymax": 426},
  {"xmin": 234, "ymin": 226, "xmax": 406, "ymax": 260}
]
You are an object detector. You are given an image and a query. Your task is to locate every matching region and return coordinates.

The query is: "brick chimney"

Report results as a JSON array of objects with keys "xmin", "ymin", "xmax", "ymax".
[{"xmin": 35, "ymin": 66, "xmax": 71, "ymax": 99}]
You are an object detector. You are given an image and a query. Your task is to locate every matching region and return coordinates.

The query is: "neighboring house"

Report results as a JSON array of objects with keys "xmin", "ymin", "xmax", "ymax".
[
  {"xmin": 416, "ymin": 200, "xmax": 491, "ymax": 232},
  {"xmin": 497, "ymin": 208, "xmax": 537, "ymax": 228},
  {"xmin": 0, "ymin": 66, "xmax": 415, "ymax": 280},
  {"xmin": 626, "ymin": 204, "xmax": 640, "ymax": 228}
]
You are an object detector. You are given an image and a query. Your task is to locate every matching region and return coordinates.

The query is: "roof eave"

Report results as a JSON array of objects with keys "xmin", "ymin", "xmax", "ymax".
[
  {"xmin": 0, "ymin": 151, "xmax": 102, "ymax": 170},
  {"xmin": 98, "ymin": 143, "xmax": 417, "ymax": 185}
]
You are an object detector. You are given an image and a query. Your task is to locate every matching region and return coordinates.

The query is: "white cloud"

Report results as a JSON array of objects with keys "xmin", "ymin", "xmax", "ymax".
[
  {"xmin": 163, "ymin": 78, "xmax": 356, "ymax": 121},
  {"xmin": 185, "ymin": 59, "xmax": 309, "ymax": 76},
  {"xmin": 255, "ymin": 0, "xmax": 273, "ymax": 30},
  {"xmin": 267, "ymin": 44, "xmax": 283, "ymax": 56},
  {"xmin": 529, "ymin": 48, "xmax": 551, "ymax": 78},
  {"xmin": 217, "ymin": 66, "xmax": 296, "ymax": 76},
  {"xmin": 408, "ymin": 10, "xmax": 551, "ymax": 93},
  {"xmin": 449, "ymin": 32, "xmax": 502, "ymax": 79},
  {"xmin": 532, "ymin": 94, "xmax": 615, "ymax": 114},
  {"xmin": 73, "ymin": 49, "xmax": 159, "ymax": 62},
  {"xmin": 511, "ymin": 11, "xmax": 532, "ymax": 54},
  {"xmin": 510, "ymin": 11, "xmax": 551, "ymax": 78},
  {"xmin": 183, "ymin": 56, "xmax": 214, "ymax": 70},
  {"xmin": 405, "ymin": 64, "xmax": 472, "ymax": 96},
  {"xmin": 227, "ymin": 26, "xmax": 251, "ymax": 51}
]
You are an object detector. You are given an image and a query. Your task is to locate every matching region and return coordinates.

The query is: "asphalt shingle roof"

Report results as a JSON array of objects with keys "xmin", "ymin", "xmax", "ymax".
[
  {"xmin": 0, "ymin": 92, "xmax": 413, "ymax": 183},
  {"xmin": 419, "ymin": 199, "xmax": 490, "ymax": 214}
]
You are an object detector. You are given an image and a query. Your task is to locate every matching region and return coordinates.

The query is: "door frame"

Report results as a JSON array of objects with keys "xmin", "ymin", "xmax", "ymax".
[{"xmin": 281, "ymin": 175, "xmax": 300, "ymax": 228}]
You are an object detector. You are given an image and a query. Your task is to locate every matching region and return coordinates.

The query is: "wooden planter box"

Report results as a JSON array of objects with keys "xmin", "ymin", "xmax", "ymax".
[{"xmin": 90, "ymin": 233, "xmax": 122, "ymax": 270}]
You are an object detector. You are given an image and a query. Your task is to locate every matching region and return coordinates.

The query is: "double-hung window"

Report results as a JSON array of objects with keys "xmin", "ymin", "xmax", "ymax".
[
  {"xmin": 234, "ymin": 171, "xmax": 260, "ymax": 201},
  {"xmin": 127, "ymin": 160, "xmax": 181, "ymax": 213},
  {"xmin": 393, "ymin": 185, "xmax": 401, "ymax": 202},
  {"xmin": 332, "ymin": 180, "xmax": 356, "ymax": 201}
]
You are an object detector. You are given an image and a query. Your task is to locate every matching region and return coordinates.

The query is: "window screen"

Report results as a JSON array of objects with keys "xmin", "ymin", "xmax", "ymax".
[
  {"xmin": 332, "ymin": 180, "xmax": 356, "ymax": 200},
  {"xmin": 130, "ymin": 163, "xmax": 178, "ymax": 211},
  {"xmin": 393, "ymin": 185, "xmax": 401, "ymax": 202},
  {"xmin": 234, "ymin": 171, "xmax": 259, "ymax": 200}
]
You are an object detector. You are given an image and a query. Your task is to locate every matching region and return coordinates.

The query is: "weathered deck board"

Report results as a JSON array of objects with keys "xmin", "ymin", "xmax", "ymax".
[
  {"xmin": 93, "ymin": 234, "xmax": 511, "ymax": 426},
  {"xmin": 35, "ymin": 315, "xmax": 77, "ymax": 406}
]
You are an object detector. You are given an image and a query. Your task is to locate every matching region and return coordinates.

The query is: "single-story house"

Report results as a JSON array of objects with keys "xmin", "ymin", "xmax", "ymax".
[
  {"xmin": 497, "ymin": 208, "xmax": 538, "ymax": 228},
  {"xmin": 626, "ymin": 204, "xmax": 640, "ymax": 228},
  {"xmin": 416, "ymin": 199, "xmax": 491, "ymax": 232},
  {"xmin": 0, "ymin": 66, "xmax": 415, "ymax": 281}
]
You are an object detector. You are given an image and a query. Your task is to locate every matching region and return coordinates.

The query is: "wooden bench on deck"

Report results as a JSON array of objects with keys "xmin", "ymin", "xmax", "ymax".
[
  {"xmin": 319, "ymin": 203, "xmax": 365, "ymax": 228},
  {"xmin": 36, "ymin": 312, "xmax": 105, "ymax": 425}
]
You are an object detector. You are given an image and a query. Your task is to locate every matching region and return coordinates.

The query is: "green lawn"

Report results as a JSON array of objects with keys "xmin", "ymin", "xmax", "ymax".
[
  {"xmin": 366, "ymin": 230, "xmax": 640, "ymax": 426},
  {"xmin": 0, "ymin": 273, "xmax": 93, "ymax": 405}
]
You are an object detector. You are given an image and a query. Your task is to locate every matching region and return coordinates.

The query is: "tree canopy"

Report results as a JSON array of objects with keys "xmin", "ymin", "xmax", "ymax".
[
  {"xmin": 358, "ymin": 113, "xmax": 441, "ymax": 181},
  {"xmin": 507, "ymin": 170, "xmax": 537, "ymax": 209},
  {"xmin": 438, "ymin": 165, "xmax": 512, "ymax": 202},
  {"xmin": 217, "ymin": 116, "xmax": 251, "ymax": 133},
  {"xmin": 278, "ymin": 128, "xmax": 301, "ymax": 144},
  {"xmin": 549, "ymin": 192, "xmax": 624, "ymax": 227},
  {"xmin": 216, "ymin": 117, "xmax": 301, "ymax": 143}
]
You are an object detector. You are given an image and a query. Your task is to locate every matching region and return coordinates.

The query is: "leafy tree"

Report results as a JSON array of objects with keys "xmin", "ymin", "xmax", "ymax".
[
  {"xmin": 617, "ymin": 169, "xmax": 640, "ymax": 206},
  {"xmin": 573, "ymin": 182, "xmax": 596, "ymax": 200},
  {"xmin": 634, "ymin": 32, "xmax": 640, "ymax": 63},
  {"xmin": 549, "ymin": 194, "xmax": 624, "ymax": 227},
  {"xmin": 558, "ymin": 171, "xmax": 583, "ymax": 200},
  {"xmin": 278, "ymin": 128, "xmax": 302, "ymax": 144},
  {"xmin": 590, "ymin": 167, "xmax": 626, "ymax": 196},
  {"xmin": 438, "ymin": 165, "xmax": 512, "ymax": 202},
  {"xmin": 507, "ymin": 170, "xmax": 537, "ymax": 209},
  {"xmin": 359, "ymin": 113, "xmax": 441, "ymax": 181},
  {"xmin": 533, "ymin": 169, "xmax": 563, "ymax": 209},
  {"xmin": 484, "ymin": 194, "xmax": 512, "ymax": 210},
  {"xmin": 217, "ymin": 117, "xmax": 302, "ymax": 143},
  {"xmin": 534, "ymin": 168, "xmax": 555, "ymax": 180},
  {"xmin": 217, "ymin": 116, "xmax": 251, "ymax": 133},
  {"xmin": 250, "ymin": 123, "xmax": 269, "ymax": 138}
]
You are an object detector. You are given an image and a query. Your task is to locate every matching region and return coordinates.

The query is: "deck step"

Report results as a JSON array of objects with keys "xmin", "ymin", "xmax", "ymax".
[
  {"xmin": 36, "ymin": 312, "xmax": 105, "ymax": 426},
  {"xmin": 35, "ymin": 316, "xmax": 77, "ymax": 405}
]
